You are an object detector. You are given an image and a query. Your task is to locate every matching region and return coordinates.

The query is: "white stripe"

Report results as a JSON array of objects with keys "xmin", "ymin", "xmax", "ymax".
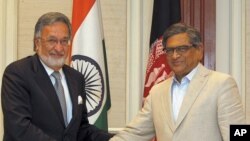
[{"xmin": 71, "ymin": 1, "xmax": 107, "ymax": 124}]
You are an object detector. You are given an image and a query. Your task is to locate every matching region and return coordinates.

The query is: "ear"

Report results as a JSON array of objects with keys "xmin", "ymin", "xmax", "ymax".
[
  {"xmin": 197, "ymin": 44, "xmax": 204, "ymax": 61},
  {"xmin": 34, "ymin": 39, "xmax": 40, "ymax": 51}
]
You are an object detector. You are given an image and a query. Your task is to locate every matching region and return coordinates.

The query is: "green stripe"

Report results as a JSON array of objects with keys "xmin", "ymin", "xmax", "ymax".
[{"xmin": 94, "ymin": 98, "xmax": 110, "ymax": 131}]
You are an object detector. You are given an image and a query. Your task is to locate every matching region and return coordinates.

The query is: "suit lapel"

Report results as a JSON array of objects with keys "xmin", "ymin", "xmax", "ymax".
[
  {"xmin": 175, "ymin": 64, "xmax": 210, "ymax": 128},
  {"xmin": 161, "ymin": 78, "xmax": 176, "ymax": 132},
  {"xmin": 63, "ymin": 66, "xmax": 78, "ymax": 127},
  {"xmin": 32, "ymin": 55, "xmax": 66, "ymax": 126}
]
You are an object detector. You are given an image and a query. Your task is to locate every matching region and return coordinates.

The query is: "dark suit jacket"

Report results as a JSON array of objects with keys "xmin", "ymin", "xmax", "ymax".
[{"xmin": 1, "ymin": 54, "xmax": 112, "ymax": 141}]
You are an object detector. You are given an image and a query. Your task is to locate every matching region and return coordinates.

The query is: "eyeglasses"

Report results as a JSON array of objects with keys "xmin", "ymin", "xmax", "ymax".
[
  {"xmin": 163, "ymin": 45, "xmax": 194, "ymax": 55},
  {"xmin": 39, "ymin": 37, "xmax": 70, "ymax": 47}
]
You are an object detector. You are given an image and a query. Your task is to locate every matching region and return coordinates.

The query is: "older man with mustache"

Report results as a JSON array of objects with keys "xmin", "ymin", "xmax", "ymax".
[{"xmin": 1, "ymin": 12, "xmax": 112, "ymax": 141}]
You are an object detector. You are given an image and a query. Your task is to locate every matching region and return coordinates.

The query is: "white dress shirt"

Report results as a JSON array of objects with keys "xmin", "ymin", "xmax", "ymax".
[
  {"xmin": 171, "ymin": 65, "xmax": 198, "ymax": 121},
  {"xmin": 40, "ymin": 60, "xmax": 73, "ymax": 124}
]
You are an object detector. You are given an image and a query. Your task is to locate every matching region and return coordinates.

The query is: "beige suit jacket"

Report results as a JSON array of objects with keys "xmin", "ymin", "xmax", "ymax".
[{"xmin": 110, "ymin": 64, "xmax": 245, "ymax": 141}]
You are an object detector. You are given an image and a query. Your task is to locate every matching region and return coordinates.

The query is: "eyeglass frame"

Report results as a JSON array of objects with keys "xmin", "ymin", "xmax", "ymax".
[
  {"xmin": 162, "ymin": 45, "xmax": 197, "ymax": 55},
  {"xmin": 38, "ymin": 37, "xmax": 71, "ymax": 47}
]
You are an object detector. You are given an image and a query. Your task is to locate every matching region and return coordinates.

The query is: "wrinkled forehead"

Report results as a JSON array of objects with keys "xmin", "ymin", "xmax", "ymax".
[
  {"xmin": 166, "ymin": 33, "xmax": 191, "ymax": 47},
  {"xmin": 40, "ymin": 22, "xmax": 70, "ymax": 37}
]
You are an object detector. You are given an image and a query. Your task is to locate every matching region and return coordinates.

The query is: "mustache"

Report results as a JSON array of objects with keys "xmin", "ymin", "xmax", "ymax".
[{"xmin": 49, "ymin": 50, "xmax": 65, "ymax": 56}]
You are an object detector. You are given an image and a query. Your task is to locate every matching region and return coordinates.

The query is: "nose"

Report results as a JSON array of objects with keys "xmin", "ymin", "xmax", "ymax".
[
  {"xmin": 54, "ymin": 42, "xmax": 64, "ymax": 51},
  {"xmin": 171, "ymin": 49, "xmax": 181, "ymax": 59}
]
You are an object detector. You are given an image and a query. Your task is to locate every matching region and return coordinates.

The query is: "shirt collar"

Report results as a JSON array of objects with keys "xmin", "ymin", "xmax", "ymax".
[
  {"xmin": 173, "ymin": 64, "xmax": 199, "ymax": 84},
  {"xmin": 39, "ymin": 59, "xmax": 63, "ymax": 76}
]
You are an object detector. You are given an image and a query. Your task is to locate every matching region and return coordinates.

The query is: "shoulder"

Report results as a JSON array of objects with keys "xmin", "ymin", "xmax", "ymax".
[
  {"xmin": 196, "ymin": 64, "xmax": 235, "ymax": 84},
  {"xmin": 152, "ymin": 77, "xmax": 172, "ymax": 89},
  {"xmin": 149, "ymin": 78, "xmax": 172, "ymax": 98},
  {"xmin": 4, "ymin": 55, "xmax": 35, "ymax": 74},
  {"xmin": 198, "ymin": 68, "xmax": 239, "ymax": 94},
  {"xmin": 63, "ymin": 65, "xmax": 84, "ymax": 78},
  {"xmin": 209, "ymin": 70, "xmax": 235, "ymax": 84}
]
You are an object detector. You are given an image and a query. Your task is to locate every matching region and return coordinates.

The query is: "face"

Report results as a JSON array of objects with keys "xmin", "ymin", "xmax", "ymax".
[
  {"xmin": 35, "ymin": 22, "xmax": 70, "ymax": 71},
  {"xmin": 165, "ymin": 33, "xmax": 203, "ymax": 81}
]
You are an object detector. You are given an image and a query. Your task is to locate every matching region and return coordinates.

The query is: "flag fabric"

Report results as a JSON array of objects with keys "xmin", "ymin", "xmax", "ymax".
[
  {"xmin": 144, "ymin": 0, "xmax": 181, "ymax": 98},
  {"xmin": 70, "ymin": 0, "xmax": 111, "ymax": 131},
  {"xmin": 143, "ymin": 0, "xmax": 181, "ymax": 139}
]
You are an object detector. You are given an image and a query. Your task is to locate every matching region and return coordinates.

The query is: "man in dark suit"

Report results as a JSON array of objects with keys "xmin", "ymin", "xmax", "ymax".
[{"xmin": 1, "ymin": 12, "xmax": 112, "ymax": 141}]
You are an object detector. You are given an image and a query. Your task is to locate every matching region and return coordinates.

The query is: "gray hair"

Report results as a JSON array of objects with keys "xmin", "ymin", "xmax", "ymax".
[
  {"xmin": 162, "ymin": 23, "xmax": 202, "ymax": 48},
  {"xmin": 33, "ymin": 12, "xmax": 71, "ymax": 50}
]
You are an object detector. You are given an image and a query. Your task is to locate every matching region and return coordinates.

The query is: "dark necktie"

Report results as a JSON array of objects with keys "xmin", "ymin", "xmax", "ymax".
[{"xmin": 51, "ymin": 71, "xmax": 68, "ymax": 126}]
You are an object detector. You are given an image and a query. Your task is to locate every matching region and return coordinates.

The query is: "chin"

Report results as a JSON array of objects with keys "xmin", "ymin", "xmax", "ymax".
[
  {"xmin": 40, "ymin": 55, "xmax": 66, "ymax": 68},
  {"xmin": 49, "ymin": 59, "xmax": 65, "ymax": 67}
]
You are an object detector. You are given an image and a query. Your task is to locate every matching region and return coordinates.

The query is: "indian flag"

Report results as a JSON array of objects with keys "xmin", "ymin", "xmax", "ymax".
[{"xmin": 70, "ymin": 0, "xmax": 111, "ymax": 130}]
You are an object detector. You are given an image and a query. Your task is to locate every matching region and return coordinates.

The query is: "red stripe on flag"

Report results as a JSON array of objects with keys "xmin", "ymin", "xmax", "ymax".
[
  {"xmin": 143, "ymin": 0, "xmax": 181, "ymax": 99},
  {"xmin": 72, "ymin": 0, "xmax": 95, "ymax": 38},
  {"xmin": 70, "ymin": 0, "xmax": 96, "ymax": 61},
  {"xmin": 70, "ymin": 0, "xmax": 111, "ymax": 130},
  {"xmin": 143, "ymin": 0, "xmax": 181, "ymax": 140},
  {"xmin": 143, "ymin": 37, "xmax": 172, "ymax": 98}
]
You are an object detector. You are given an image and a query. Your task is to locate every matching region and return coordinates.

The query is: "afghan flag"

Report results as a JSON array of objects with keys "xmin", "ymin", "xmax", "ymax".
[
  {"xmin": 144, "ymin": 0, "xmax": 181, "ymax": 98},
  {"xmin": 143, "ymin": 0, "xmax": 181, "ymax": 139},
  {"xmin": 70, "ymin": 0, "xmax": 111, "ymax": 131}
]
